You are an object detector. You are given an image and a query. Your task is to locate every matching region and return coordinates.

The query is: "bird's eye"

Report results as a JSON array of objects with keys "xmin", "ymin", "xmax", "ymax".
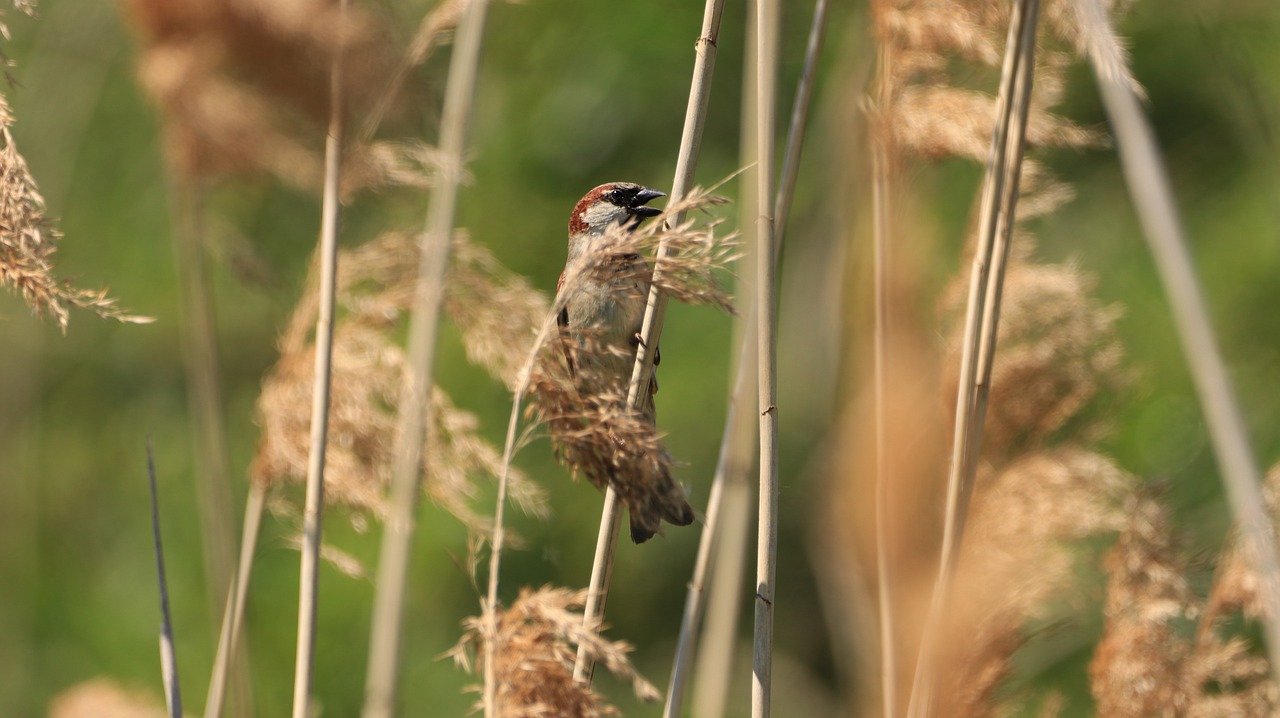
[{"xmin": 606, "ymin": 189, "xmax": 622, "ymax": 204}]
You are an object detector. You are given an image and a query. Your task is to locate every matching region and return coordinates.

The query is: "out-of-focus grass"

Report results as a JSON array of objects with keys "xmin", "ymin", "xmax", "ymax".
[{"xmin": 0, "ymin": 0, "xmax": 1277, "ymax": 715}]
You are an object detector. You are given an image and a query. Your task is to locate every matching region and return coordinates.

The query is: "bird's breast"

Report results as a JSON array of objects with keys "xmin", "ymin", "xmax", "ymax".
[{"xmin": 566, "ymin": 277, "xmax": 646, "ymax": 343}]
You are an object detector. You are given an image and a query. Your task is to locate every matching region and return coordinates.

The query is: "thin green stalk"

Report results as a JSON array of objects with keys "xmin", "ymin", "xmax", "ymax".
[
  {"xmin": 751, "ymin": 0, "xmax": 780, "ymax": 714},
  {"xmin": 362, "ymin": 0, "xmax": 492, "ymax": 714},
  {"xmin": 168, "ymin": 170, "xmax": 237, "ymax": 639},
  {"xmin": 290, "ymin": 3, "xmax": 346, "ymax": 713},
  {"xmin": 905, "ymin": 2, "xmax": 1040, "ymax": 716},
  {"xmin": 573, "ymin": 0, "xmax": 727, "ymax": 684}
]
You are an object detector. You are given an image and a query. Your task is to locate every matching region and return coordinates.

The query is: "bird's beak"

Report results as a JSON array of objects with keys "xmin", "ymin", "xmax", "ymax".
[{"xmin": 629, "ymin": 187, "xmax": 666, "ymax": 219}]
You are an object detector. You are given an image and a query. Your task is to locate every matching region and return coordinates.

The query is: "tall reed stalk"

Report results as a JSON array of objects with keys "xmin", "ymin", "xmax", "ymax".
[
  {"xmin": 661, "ymin": 372, "xmax": 746, "ymax": 718},
  {"xmin": 168, "ymin": 176, "xmax": 237, "ymax": 614},
  {"xmin": 686, "ymin": 7, "xmax": 760, "ymax": 712},
  {"xmin": 665, "ymin": 0, "xmax": 825, "ymax": 714},
  {"xmin": 362, "ymin": 0, "xmax": 493, "ymax": 714},
  {"xmin": 660, "ymin": 26, "xmax": 819, "ymax": 691},
  {"xmin": 290, "ymin": 3, "xmax": 347, "ymax": 714},
  {"xmin": 871, "ymin": 56, "xmax": 895, "ymax": 717},
  {"xmin": 751, "ymin": 0, "xmax": 780, "ymax": 715},
  {"xmin": 572, "ymin": 0, "xmax": 727, "ymax": 684},
  {"xmin": 906, "ymin": 1, "xmax": 1040, "ymax": 715}
]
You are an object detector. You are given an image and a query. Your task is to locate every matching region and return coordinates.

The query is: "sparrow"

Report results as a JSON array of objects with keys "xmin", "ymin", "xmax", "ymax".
[{"xmin": 556, "ymin": 181, "xmax": 695, "ymax": 543}]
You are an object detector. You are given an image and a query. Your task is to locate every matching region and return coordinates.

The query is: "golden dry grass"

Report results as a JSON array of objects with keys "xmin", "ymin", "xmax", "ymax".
[
  {"xmin": 451, "ymin": 586, "xmax": 660, "ymax": 717},
  {"xmin": 0, "ymin": 92, "xmax": 149, "ymax": 329},
  {"xmin": 33, "ymin": 0, "xmax": 1279, "ymax": 715},
  {"xmin": 252, "ymin": 230, "xmax": 547, "ymax": 532}
]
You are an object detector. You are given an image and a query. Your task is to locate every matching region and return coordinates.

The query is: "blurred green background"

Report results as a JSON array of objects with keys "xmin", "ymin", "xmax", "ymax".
[{"xmin": 0, "ymin": 0, "xmax": 1277, "ymax": 716}]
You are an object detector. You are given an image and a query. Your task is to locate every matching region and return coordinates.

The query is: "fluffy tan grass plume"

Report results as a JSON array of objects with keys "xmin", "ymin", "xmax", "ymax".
[
  {"xmin": 0, "ymin": 7, "xmax": 149, "ymax": 330},
  {"xmin": 451, "ymin": 586, "xmax": 661, "ymax": 717},
  {"xmin": 252, "ymin": 231, "xmax": 548, "ymax": 531}
]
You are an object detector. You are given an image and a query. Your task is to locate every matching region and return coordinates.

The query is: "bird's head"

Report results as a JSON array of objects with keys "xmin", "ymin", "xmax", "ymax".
[{"xmin": 567, "ymin": 182, "xmax": 666, "ymax": 255}]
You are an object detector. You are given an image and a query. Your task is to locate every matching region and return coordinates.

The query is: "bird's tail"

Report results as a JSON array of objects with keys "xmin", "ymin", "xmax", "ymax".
[{"xmin": 627, "ymin": 469, "xmax": 695, "ymax": 544}]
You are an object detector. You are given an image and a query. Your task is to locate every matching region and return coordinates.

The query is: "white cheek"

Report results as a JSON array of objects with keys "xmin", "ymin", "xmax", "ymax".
[{"xmin": 584, "ymin": 204, "xmax": 627, "ymax": 230}]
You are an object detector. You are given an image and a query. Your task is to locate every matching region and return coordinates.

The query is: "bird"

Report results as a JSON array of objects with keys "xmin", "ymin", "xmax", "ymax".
[{"xmin": 556, "ymin": 181, "xmax": 696, "ymax": 543}]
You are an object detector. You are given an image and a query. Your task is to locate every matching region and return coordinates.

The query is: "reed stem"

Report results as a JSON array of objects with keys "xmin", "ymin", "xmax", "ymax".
[
  {"xmin": 905, "ymin": 2, "xmax": 1040, "ymax": 715},
  {"xmin": 572, "ymin": 0, "xmax": 727, "ymax": 684},
  {"xmin": 290, "ymin": 4, "xmax": 346, "ymax": 713},
  {"xmin": 751, "ymin": 0, "xmax": 780, "ymax": 713}
]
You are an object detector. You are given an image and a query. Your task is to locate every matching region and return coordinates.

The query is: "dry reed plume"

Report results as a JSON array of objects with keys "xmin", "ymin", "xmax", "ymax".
[
  {"xmin": 252, "ymin": 230, "xmax": 548, "ymax": 532},
  {"xmin": 819, "ymin": 0, "xmax": 1145, "ymax": 713},
  {"xmin": 0, "ymin": 6, "xmax": 148, "ymax": 329},
  {"xmin": 826, "ymin": 1, "xmax": 1280, "ymax": 715},
  {"xmin": 1090, "ymin": 474, "xmax": 1280, "ymax": 717},
  {"xmin": 122, "ymin": 0, "xmax": 433, "ymax": 192},
  {"xmin": 448, "ymin": 236, "xmax": 553, "ymax": 391},
  {"xmin": 939, "ymin": 448, "xmax": 1130, "ymax": 715},
  {"xmin": 946, "ymin": 257, "xmax": 1127, "ymax": 462},
  {"xmin": 451, "ymin": 586, "xmax": 661, "ymax": 717},
  {"xmin": 875, "ymin": 0, "xmax": 1108, "ymax": 220}
]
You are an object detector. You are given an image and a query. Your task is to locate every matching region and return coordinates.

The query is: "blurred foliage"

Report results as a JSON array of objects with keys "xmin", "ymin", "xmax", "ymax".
[{"xmin": 0, "ymin": 0, "xmax": 1277, "ymax": 716}]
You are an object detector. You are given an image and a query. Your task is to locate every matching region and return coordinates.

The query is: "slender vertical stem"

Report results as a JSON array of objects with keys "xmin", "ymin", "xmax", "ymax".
[
  {"xmin": 148, "ymin": 439, "xmax": 183, "ymax": 718},
  {"xmin": 667, "ymin": 0, "xmax": 826, "ymax": 710},
  {"xmin": 871, "ymin": 109, "xmax": 896, "ymax": 718},
  {"xmin": 170, "ymin": 171, "xmax": 250, "ymax": 718},
  {"xmin": 363, "ymin": 0, "xmax": 493, "ymax": 715},
  {"xmin": 970, "ymin": 17, "xmax": 1038, "ymax": 470},
  {"xmin": 574, "ymin": 495, "xmax": 624, "ymax": 685},
  {"xmin": 573, "ymin": 0, "xmax": 727, "ymax": 684},
  {"xmin": 165, "ymin": 57, "xmax": 248, "ymax": 718},
  {"xmin": 691, "ymin": 471, "xmax": 753, "ymax": 718},
  {"xmin": 290, "ymin": 3, "xmax": 346, "ymax": 714},
  {"xmin": 168, "ymin": 167, "xmax": 237, "ymax": 638},
  {"xmin": 774, "ymin": 0, "xmax": 829, "ymax": 246},
  {"xmin": 905, "ymin": 3, "xmax": 1039, "ymax": 716},
  {"xmin": 684, "ymin": 6, "xmax": 760, "ymax": 712},
  {"xmin": 752, "ymin": 0, "xmax": 780, "ymax": 714},
  {"xmin": 664, "ymin": 323, "xmax": 756, "ymax": 718},
  {"xmin": 484, "ymin": 303, "xmax": 577, "ymax": 715},
  {"xmin": 872, "ymin": 21, "xmax": 899, "ymax": 716},
  {"xmin": 1092, "ymin": 54, "xmax": 1280, "ymax": 683},
  {"xmin": 205, "ymin": 484, "xmax": 266, "ymax": 718}
]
